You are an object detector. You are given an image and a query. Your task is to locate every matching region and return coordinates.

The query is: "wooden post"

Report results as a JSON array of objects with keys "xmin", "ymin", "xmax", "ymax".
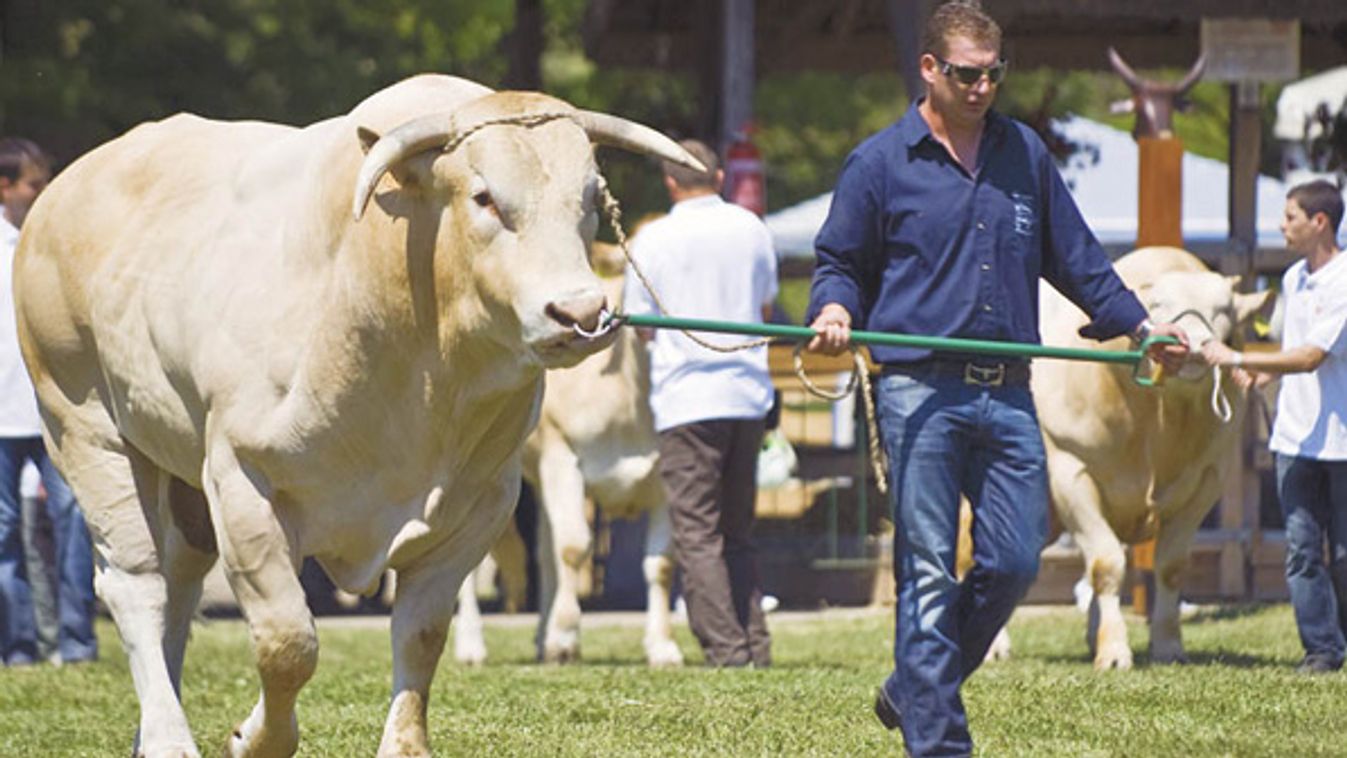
[
  {"xmin": 720, "ymin": 0, "xmax": 754, "ymax": 151},
  {"xmin": 1221, "ymin": 80, "xmax": 1264, "ymax": 600},
  {"xmin": 1131, "ymin": 136, "xmax": 1184, "ymax": 615},
  {"xmin": 1136, "ymin": 138, "xmax": 1184, "ymax": 248},
  {"xmin": 885, "ymin": 0, "xmax": 930, "ymax": 103}
]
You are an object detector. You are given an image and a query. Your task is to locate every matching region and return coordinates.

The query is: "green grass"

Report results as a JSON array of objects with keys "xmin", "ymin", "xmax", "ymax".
[{"xmin": 1, "ymin": 604, "xmax": 1342, "ymax": 756}]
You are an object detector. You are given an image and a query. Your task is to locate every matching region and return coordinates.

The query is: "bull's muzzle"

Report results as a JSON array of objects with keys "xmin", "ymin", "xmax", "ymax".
[{"xmin": 545, "ymin": 292, "xmax": 607, "ymax": 333}]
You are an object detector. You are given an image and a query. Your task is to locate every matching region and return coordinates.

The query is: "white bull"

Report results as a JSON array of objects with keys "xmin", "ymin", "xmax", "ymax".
[
  {"xmin": 1031, "ymin": 246, "xmax": 1272, "ymax": 669},
  {"xmin": 14, "ymin": 74, "xmax": 700, "ymax": 757},
  {"xmin": 454, "ymin": 256, "xmax": 683, "ymax": 668}
]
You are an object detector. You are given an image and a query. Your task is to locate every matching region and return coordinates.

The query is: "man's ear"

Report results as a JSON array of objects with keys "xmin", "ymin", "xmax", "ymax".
[
  {"xmin": 919, "ymin": 53, "xmax": 939, "ymax": 86},
  {"xmin": 1312, "ymin": 211, "xmax": 1332, "ymax": 234}
]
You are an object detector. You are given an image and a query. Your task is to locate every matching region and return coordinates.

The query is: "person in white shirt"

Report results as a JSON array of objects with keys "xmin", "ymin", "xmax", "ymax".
[
  {"xmin": 623, "ymin": 139, "xmax": 777, "ymax": 667},
  {"xmin": 0, "ymin": 137, "xmax": 98, "ymax": 666},
  {"xmin": 1204, "ymin": 179, "xmax": 1347, "ymax": 674}
]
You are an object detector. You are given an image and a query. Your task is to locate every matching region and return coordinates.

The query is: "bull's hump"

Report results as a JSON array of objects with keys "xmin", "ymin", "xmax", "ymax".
[{"xmin": 348, "ymin": 74, "xmax": 494, "ymax": 134}]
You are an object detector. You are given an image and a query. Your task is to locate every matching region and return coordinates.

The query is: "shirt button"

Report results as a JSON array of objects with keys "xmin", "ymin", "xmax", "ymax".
[
  {"xmin": 981, "ymin": 263, "xmax": 991, "ymax": 271},
  {"xmin": 977, "ymin": 221, "xmax": 987, "ymax": 230},
  {"xmin": 983, "ymin": 304, "xmax": 993, "ymax": 312}
]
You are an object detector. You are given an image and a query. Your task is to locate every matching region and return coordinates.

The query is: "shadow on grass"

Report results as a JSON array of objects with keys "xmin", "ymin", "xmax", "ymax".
[
  {"xmin": 486, "ymin": 656, "xmax": 859, "ymax": 672},
  {"xmin": 1183, "ymin": 602, "xmax": 1277, "ymax": 624},
  {"xmin": 1167, "ymin": 649, "xmax": 1284, "ymax": 668},
  {"xmin": 1036, "ymin": 649, "xmax": 1284, "ymax": 669}
]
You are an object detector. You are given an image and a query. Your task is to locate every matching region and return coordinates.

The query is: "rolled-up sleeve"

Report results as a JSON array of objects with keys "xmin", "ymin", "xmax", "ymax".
[
  {"xmin": 807, "ymin": 152, "xmax": 879, "ymax": 326},
  {"xmin": 1037, "ymin": 158, "xmax": 1146, "ymax": 340}
]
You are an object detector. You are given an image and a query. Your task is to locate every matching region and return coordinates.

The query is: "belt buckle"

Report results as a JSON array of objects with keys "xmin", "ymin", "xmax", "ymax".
[{"xmin": 963, "ymin": 362, "xmax": 1004, "ymax": 387}]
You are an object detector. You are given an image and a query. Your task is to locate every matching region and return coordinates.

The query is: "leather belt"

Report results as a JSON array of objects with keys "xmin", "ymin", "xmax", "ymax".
[{"xmin": 882, "ymin": 358, "xmax": 1031, "ymax": 387}]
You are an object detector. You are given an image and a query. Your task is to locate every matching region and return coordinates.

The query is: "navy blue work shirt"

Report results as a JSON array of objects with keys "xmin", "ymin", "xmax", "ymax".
[{"xmin": 807, "ymin": 101, "xmax": 1147, "ymax": 365}]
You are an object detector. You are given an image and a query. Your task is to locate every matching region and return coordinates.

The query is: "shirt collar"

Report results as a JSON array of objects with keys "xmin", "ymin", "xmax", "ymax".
[
  {"xmin": 1307, "ymin": 250, "xmax": 1347, "ymax": 280},
  {"xmin": 897, "ymin": 97, "xmax": 1008, "ymax": 149},
  {"xmin": 670, "ymin": 193, "xmax": 723, "ymax": 214}
]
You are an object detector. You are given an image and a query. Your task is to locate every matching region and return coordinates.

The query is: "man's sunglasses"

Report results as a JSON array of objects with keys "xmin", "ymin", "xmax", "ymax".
[{"xmin": 935, "ymin": 56, "xmax": 1008, "ymax": 86}]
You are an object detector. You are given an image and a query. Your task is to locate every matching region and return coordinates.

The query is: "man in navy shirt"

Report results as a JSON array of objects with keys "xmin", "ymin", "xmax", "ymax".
[{"xmin": 806, "ymin": 3, "xmax": 1187, "ymax": 755}]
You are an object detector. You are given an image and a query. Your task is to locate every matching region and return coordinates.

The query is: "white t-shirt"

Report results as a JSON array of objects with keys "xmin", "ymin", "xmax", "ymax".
[
  {"xmin": 0, "ymin": 216, "xmax": 42, "ymax": 438},
  {"xmin": 1269, "ymin": 253, "xmax": 1347, "ymax": 460},
  {"xmin": 622, "ymin": 194, "xmax": 778, "ymax": 432}
]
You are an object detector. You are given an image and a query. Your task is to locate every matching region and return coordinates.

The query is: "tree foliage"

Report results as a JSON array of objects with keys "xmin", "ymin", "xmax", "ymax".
[
  {"xmin": 0, "ymin": 0, "xmax": 513, "ymax": 159},
  {"xmin": 0, "ymin": 0, "xmax": 1294, "ymax": 227}
]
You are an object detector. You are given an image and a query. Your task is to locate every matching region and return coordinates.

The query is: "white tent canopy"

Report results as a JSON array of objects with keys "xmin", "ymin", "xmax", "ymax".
[
  {"xmin": 1274, "ymin": 65, "xmax": 1347, "ymax": 141},
  {"xmin": 765, "ymin": 116, "xmax": 1289, "ymax": 259}
]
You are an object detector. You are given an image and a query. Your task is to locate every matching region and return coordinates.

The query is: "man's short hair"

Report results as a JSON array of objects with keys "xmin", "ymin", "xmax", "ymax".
[
  {"xmin": 0, "ymin": 137, "xmax": 52, "ymax": 182},
  {"xmin": 921, "ymin": 1, "xmax": 1001, "ymax": 58},
  {"xmin": 662, "ymin": 139, "xmax": 719, "ymax": 190},
  {"xmin": 1288, "ymin": 179, "xmax": 1345, "ymax": 235}
]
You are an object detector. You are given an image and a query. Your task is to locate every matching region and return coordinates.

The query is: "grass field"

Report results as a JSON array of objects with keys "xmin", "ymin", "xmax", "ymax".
[{"xmin": 1, "ymin": 603, "xmax": 1343, "ymax": 757}]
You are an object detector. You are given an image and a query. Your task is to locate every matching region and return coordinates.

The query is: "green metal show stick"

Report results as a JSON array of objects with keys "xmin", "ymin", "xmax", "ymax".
[{"xmin": 616, "ymin": 312, "xmax": 1177, "ymax": 386}]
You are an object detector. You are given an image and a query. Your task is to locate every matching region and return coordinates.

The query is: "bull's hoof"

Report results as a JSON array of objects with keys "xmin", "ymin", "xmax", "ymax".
[
  {"xmin": 983, "ymin": 629, "xmax": 1012, "ymax": 662},
  {"xmin": 135, "ymin": 746, "xmax": 200, "ymax": 758},
  {"xmin": 644, "ymin": 638, "xmax": 685, "ymax": 668},
  {"xmin": 1149, "ymin": 644, "xmax": 1189, "ymax": 665},
  {"xmin": 540, "ymin": 644, "xmax": 580, "ymax": 664},
  {"xmin": 454, "ymin": 638, "xmax": 488, "ymax": 667},
  {"xmin": 1093, "ymin": 646, "xmax": 1134, "ymax": 671},
  {"xmin": 223, "ymin": 723, "xmax": 299, "ymax": 758}
]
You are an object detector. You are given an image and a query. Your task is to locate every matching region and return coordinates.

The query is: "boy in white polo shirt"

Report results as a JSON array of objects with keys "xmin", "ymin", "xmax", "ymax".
[
  {"xmin": 0, "ymin": 137, "xmax": 99, "ymax": 667},
  {"xmin": 1204, "ymin": 179, "xmax": 1347, "ymax": 674}
]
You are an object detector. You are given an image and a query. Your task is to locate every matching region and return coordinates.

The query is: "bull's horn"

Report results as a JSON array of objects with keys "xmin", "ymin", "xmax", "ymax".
[
  {"xmin": 352, "ymin": 113, "xmax": 458, "ymax": 220},
  {"xmin": 1175, "ymin": 53, "xmax": 1207, "ymax": 96},
  {"xmin": 1107, "ymin": 47, "xmax": 1142, "ymax": 91},
  {"xmin": 573, "ymin": 110, "xmax": 706, "ymax": 173}
]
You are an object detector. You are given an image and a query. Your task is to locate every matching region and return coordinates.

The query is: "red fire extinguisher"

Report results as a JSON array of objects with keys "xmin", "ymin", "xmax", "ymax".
[{"xmin": 723, "ymin": 123, "xmax": 766, "ymax": 216}]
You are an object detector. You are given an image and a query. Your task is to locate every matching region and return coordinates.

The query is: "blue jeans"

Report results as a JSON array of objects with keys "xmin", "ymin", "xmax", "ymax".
[
  {"xmin": 1274, "ymin": 454, "xmax": 1347, "ymax": 665},
  {"xmin": 876, "ymin": 368, "xmax": 1048, "ymax": 757},
  {"xmin": 0, "ymin": 437, "xmax": 98, "ymax": 665}
]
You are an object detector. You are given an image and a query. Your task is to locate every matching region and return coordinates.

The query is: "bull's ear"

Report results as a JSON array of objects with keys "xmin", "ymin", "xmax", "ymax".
[
  {"xmin": 357, "ymin": 127, "xmax": 381, "ymax": 155},
  {"xmin": 1233, "ymin": 288, "xmax": 1276, "ymax": 324},
  {"xmin": 589, "ymin": 242, "xmax": 626, "ymax": 277}
]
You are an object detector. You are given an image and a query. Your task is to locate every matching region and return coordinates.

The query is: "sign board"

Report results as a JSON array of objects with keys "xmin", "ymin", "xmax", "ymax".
[{"xmin": 1200, "ymin": 18, "xmax": 1300, "ymax": 82}]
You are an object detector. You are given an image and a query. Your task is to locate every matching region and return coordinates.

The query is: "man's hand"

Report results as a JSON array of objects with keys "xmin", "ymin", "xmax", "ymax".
[
  {"xmin": 807, "ymin": 303, "xmax": 852, "ymax": 356},
  {"xmin": 1144, "ymin": 321, "xmax": 1190, "ymax": 375}
]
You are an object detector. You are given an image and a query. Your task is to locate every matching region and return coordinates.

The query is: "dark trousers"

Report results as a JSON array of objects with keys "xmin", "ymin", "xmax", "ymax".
[{"xmin": 658, "ymin": 417, "xmax": 771, "ymax": 667}]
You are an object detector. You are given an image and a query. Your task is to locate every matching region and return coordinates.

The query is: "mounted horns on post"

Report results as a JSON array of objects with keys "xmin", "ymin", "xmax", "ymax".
[{"xmin": 1107, "ymin": 47, "xmax": 1207, "ymax": 140}]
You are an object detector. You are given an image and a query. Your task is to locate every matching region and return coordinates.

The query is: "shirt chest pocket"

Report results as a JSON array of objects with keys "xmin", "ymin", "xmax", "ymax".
[
  {"xmin": 986, "ymin": 189, "xmax": 1040, "ymax": 263},
  {"xmin": 1008, "ymin": 192, "xmax": 1036, "ymax": 238},
  {"xmin": 882, "ymin": 206, "xmax": 962, "ymax": 269}
]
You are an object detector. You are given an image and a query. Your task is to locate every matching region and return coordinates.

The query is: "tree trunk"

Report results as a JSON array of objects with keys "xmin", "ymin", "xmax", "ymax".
[{"xmin": 505, "ymin": 0, "xmax": 544, "ymax": 90}]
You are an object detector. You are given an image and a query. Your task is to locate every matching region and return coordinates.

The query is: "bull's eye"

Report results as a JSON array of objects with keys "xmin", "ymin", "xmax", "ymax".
[{"xmin": 472, "ymin": 190, "xmax": 493, "ymax": 208}]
